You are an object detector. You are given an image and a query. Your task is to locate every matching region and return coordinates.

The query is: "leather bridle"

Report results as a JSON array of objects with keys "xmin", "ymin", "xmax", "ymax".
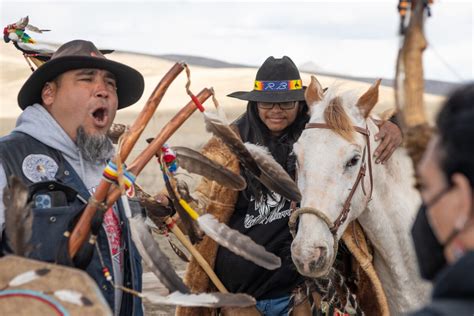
[{"xmin": 289, "ymin": 122, "xmax": 374, "ymax": 248}]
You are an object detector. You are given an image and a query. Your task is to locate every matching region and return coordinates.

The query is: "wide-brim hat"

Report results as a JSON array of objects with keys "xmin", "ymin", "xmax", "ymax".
[
  {"xmin": 228, "ymin": 56, "xmax": 305, "ymax": 103},
  {"xmin": 18, "ymin": 39, "xmax": 144, "ymax": 110}
]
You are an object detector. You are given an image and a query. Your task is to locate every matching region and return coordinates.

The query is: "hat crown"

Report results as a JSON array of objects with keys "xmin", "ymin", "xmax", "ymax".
[
  {"xmin": 18, "ymin": 39, "xmax": 144, "ymax": 110},
  {"xmin": 52, "ymin": 40, "xmax": 106, "ymax": 60},
  {"xmin": 255, "ymin": 56, "xmax": 301, "ymax": 81}
]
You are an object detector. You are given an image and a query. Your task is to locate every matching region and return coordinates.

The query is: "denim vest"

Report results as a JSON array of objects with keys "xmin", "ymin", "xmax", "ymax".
[{"xmin": 0, "ymin": 132, "xmax": 143, "ymax": 316}]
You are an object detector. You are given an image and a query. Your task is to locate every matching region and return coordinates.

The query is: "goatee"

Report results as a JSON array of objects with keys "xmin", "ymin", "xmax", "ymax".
[{"xmin": 76, "ymin": 126, "xmax": 114, "ymax": 163}]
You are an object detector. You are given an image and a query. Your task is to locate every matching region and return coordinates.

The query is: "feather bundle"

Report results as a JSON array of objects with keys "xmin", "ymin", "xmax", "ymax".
[
  {"xmin": 3, "ymin": 176, "xmax": 34, "ymax": 256},
  {"xmin": 134, "ymin": 184, "xmax": 174, "ymax": 219},
  {"xmin": 173, "ymin": 146, "xmax": 246, "ymax": 191},
  {"xmin": 204, "ymin": 112, "xmax": 260, "ymax": 175},
  {"xmin": 129, "ymin": 215, "xmax": 189, "ymax": 293},
  {"xmin": 197, "ymin": 213, "xmax": 281, "ymax": 270},
  {"xmin": 244, "ymin": 143, "xmax": 302, "ymax": 202},
  {"xmin": 145, "ymin": 290, "xmax": 256, "ymax": 308}
]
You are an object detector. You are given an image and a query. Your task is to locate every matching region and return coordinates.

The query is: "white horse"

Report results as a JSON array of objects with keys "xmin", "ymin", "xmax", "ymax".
[{"xmin": 290, "ymin": 76, "xmax": 430, "ymax": 314}]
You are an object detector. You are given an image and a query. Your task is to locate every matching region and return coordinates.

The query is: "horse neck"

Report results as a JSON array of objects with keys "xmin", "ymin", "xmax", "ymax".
[{"xmin": 356, "ymin": 120, "xmax": 428, "ymax": 312}]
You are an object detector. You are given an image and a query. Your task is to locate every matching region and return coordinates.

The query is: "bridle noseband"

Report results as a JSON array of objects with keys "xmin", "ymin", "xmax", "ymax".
[{"xmin": 289, "ymin": 122, "xmax": 374, "ymax": 246}]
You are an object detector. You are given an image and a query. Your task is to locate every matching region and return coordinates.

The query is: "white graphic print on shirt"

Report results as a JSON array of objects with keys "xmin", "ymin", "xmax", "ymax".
[{"xmin": 244, "ymin": 192, "xmax": 291, "ymax": 228}]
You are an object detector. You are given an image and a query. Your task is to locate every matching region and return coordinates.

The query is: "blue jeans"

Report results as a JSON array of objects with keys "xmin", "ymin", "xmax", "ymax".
[{"xmin": 256, "ymin": 295, "xmax": 290, "ymax": 316}]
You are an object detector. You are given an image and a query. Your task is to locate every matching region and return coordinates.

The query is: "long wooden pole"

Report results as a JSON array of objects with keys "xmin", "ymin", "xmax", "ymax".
[
  {"xmin": 395, "ymin": 0, "xmax": 432, "ymax": 168},
  {"xmin": 68, "ymin": 63, "xmax": 185, "ymax": 257}
]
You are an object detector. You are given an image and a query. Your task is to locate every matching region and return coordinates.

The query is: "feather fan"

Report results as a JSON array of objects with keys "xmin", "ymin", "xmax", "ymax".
[
  {"xmin": 244, "ymin": 143, "xmax": 302, "ymax": 202},
  {"xmin": 197, "ymin": 213, "xmax": 281, "ymax": 270},
  {"xmin": 129, "ymin": 215, "xmax": 190, "ymax": 293}
]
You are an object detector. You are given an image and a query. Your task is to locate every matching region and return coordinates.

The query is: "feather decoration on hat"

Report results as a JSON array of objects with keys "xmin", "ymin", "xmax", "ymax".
[{"xmin": 3, "ymin": 16, "xmax": 50, "ymax": 44}]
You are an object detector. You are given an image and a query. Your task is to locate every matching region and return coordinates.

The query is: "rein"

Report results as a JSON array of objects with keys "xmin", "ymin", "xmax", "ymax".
[{"xmin": 289, "ymin": 122, "xmax": 374, "ymax": 259}]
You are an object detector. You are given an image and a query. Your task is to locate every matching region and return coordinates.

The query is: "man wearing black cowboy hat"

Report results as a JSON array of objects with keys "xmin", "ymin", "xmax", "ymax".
[
  {"xmin": 0, "ymin": 40, "xmax": 145, "ymax": 315},
  {"xmin": 177, "ymin": 56, "xmax": 403, "ymax": 315}
]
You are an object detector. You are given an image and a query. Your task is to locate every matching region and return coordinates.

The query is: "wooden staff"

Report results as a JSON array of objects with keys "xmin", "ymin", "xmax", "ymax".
[
  {"xmin": 395, "ymin": 0, "xmax": 433, "ymax": 168},
  {"xmin": 68, "ymin": 62, "xmax": 185, "ymax": 257},
  {"xmin": 165, "ymin": 217, "xmax": 228, "ymax": 293},
  {"xmin": 103, "ymin": 88, "xmax": 213, "ymax": 208}
]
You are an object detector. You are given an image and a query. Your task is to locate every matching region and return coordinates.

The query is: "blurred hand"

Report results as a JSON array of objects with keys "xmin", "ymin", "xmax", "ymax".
[{"xmin": 373, "ymin": 119, "xmax": 403, "ymax": 164}]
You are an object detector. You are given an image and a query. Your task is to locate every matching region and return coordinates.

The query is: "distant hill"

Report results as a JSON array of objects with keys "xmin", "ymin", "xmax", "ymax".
[
  {"xmin": 156, "ymin": 54, "xmax": 459, "ymax": 96},
  {"xmin": 156, "ymin": 54, "xmax": 253, "ymax": 69}
]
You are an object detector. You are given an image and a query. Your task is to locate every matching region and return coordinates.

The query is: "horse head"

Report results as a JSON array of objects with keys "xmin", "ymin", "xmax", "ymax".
[{"xmin": 290, "ymin": 76, "xmax": 381, "ymax": 277}]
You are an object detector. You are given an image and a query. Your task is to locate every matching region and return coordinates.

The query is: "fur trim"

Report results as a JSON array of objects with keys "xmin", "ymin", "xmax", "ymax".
[{"xmin": 176, "ymin": 136, "xmax": 241, "ymax": 316}]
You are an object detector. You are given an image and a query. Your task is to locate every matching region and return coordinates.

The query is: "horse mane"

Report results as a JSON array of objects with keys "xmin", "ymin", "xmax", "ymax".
[{"xmin": 323, "ymin": 96, "xmax": 355, "ymax": 142}]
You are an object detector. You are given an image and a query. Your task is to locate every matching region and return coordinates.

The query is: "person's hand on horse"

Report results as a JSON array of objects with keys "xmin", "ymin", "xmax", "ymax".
[{"xmin": 373, "ymin": 119, "xmax": 403, "ymax": 164}]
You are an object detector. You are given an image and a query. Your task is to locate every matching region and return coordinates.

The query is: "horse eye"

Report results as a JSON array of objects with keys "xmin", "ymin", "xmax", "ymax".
[{"xmin": 346, "ymin": 155, "xmax": 360, "ymax": 168}]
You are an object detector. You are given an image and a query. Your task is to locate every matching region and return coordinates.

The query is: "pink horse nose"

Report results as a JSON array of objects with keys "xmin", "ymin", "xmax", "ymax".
[{"xmin": 291, "ymin": 243, "xmax": 328, "ymax": 274}]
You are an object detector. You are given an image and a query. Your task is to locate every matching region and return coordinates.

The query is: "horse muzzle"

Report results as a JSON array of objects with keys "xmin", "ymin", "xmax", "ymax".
[{"xmin": 289, "ymin": 207, "xmax": 339, "ymax": 277}]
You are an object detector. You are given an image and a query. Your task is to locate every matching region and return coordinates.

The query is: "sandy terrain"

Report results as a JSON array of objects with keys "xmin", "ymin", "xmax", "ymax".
[{"xmin": 0, "ymin": 42, "xmax": 446, "ymax": 315}]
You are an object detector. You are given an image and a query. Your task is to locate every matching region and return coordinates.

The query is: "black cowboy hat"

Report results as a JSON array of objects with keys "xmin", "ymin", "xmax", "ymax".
[
  {"xmin": 228, "ymin": 56, "xmax": 305, "ymax": 103},
  {"xmin": 17, "ymin": 39, "xmax": 144, "ymax": 110}
]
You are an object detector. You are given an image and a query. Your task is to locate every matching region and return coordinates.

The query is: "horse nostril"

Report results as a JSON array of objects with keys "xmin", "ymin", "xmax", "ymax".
[{"xmin": 313, "ymin": 247, "xmax": 327, "ymax": 266}]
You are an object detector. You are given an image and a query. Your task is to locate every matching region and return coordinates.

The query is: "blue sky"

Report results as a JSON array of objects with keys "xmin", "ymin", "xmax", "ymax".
[{"xmin": 1, "ymin": 0, "xmax": 472, "ymax": 82}]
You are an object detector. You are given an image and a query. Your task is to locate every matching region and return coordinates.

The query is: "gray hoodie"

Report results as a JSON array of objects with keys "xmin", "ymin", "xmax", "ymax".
[
  {"xmin": 0, "ymin": 102, "xmax": 114, "ymax": 228},
  {"xmin": 0, "ymin": 104, "xmax": 124, "ymax": 313}
]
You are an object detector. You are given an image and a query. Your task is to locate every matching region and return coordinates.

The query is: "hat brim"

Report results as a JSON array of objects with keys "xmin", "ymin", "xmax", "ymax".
[
  {"xmin": 227, "ymin": 87, "xmax": 306, "ymax": 103},
  {"xmin": 18, "ymin": 56, "xmax": 144, "ymax": 110}
]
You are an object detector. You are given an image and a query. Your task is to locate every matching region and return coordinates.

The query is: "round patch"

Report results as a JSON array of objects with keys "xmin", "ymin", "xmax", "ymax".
[{"xmin": 22, "ymin": 154, "xmax": 59, "ymax": 183}]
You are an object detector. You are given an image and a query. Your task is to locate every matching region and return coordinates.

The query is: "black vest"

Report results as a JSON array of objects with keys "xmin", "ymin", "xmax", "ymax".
[{"xmin": 0, "ymin": 132, "xmax": 143, "ymax": 316}]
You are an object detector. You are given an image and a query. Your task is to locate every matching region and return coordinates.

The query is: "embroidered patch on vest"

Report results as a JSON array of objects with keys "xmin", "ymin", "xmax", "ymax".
[{"xmin": 22, "ymin": 154, "xmax": 59, "ymax": 183}]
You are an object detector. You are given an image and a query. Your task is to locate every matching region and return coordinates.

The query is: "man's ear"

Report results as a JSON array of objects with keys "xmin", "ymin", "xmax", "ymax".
[
  {"xmin": 451, "ymin": 173, "xmax": 473, "ymax": 229},
  {"xmin": 41, "ymin": 82, "xmax": 57, "ymax": 108}
]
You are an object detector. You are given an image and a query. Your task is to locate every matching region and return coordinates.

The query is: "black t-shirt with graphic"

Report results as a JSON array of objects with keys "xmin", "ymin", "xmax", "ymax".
[{"xmin": 214, "ymin": 189, "xmax": 304, "ymax": 300}]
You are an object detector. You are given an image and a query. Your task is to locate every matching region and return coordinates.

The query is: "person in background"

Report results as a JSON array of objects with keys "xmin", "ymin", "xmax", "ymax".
[{"xmin": 410, "ymin": 83, "xmax": 474, "ymax": 315}]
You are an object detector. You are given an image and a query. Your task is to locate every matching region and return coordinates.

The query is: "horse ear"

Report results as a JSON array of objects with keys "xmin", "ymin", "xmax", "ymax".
[
  {"xmin": 357, "ymin": 79, "xmax": 381, "ymax": 118},
  {"xmin": 305, "ymin": 75, "xmax": 324, "ymax": 108}
]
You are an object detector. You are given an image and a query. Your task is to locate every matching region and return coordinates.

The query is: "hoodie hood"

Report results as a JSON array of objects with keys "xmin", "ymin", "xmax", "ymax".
[{"xmin": 13, "ymin": 104, "xmax": 114, "ymax": 192}]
